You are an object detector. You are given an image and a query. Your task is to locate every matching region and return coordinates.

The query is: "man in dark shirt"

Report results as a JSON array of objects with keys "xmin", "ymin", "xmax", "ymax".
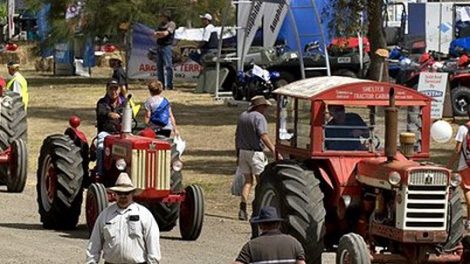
[
  {"xmin": 325, "ymin": 105, "xmax": 369, "ymax": 151},
  {"xmin": 154, "ymin": 10, "xmax": 176, "ymax": 90},
  {"xmin": 109, "ymin": 53, "xmax": 128, "ymax": 95},
  {"xmin": 96, "ymin": 79, "xmax": 127, "ymax": 176},
  {"xmin": 234, "ymin": 206, "xmax": 306, "ymax": 264}
]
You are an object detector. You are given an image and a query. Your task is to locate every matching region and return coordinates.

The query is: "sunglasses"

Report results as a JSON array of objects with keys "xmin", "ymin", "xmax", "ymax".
[{"xmin": 115, "ymin": 191, "xmax": 132, "ymax": 196}]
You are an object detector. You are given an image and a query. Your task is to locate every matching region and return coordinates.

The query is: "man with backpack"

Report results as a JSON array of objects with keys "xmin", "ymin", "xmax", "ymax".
[
  {"xmin": 447, "ymin": 105, "xmax": 470, "ymax": 228},
  {"xmin": 144, "ymin": 79, "xmax": 179, "ymax": 137}
]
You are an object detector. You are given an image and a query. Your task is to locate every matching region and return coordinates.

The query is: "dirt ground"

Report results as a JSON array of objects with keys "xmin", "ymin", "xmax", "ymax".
[{"xmin": 0, "ymin": 63, "xmax": 461, "ymax": 263}]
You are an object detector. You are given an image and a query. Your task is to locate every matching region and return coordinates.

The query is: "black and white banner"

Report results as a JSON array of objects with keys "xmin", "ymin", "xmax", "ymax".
[
  {"xmin": 263, "ymin": 0, "xmax": 289, "ymax": 48},
  {"xmin": 237, "ymin": 0, "xmax": 288, "ymax": 70}
]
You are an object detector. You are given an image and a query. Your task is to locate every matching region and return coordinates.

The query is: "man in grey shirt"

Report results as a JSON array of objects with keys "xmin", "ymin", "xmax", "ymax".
[{"xmin": 235, "ymin": 95, "xmax": 280, "ymax": 220}]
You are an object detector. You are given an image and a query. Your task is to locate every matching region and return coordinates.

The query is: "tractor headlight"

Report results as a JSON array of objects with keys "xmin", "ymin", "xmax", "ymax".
[
  {"xmin": 388, "ymin": 171, "xmax": 401, "ymax": 187},
  {"xmin": 172, "ymin": 159, "xmax": 183, "ymax": 172},
  {"xmin": 450, "ymin": 173, "xmax": 462, "ymax": 188},
  {"xmin": 116, "ymin": 158, "xmax": 127, "ymax": 171}
]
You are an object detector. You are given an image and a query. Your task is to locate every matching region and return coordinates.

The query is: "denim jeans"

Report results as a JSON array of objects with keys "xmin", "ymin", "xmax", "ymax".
[
  {"xmin": 156, "ymin": 45, "xmax": 173, "ymax": 89},
  {"xmin": 96, "ymin": 131, "xmax": 110, "ymax": 176}
]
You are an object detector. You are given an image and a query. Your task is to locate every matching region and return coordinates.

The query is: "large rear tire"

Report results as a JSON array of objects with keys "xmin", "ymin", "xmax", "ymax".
[
  {"xmin": 252, "ymin": 161, "xmax": 326, "ymax": 264},
  {"xmin": 6, "ymin": 138, "xmax": 27, "ymax": 192},
  {"xmin": 144, "ymin": 142, "xmax": 183, "ymax": 231},
  {"xmin": 451, "ymin": 86, "xmax": 470, "ymax": 116},
  {"xmin": 85, "ymin": 183, "xmax": 108, "ymax": 233},
  {"xmin": 179, "ymin": 184, "xmax": 204, "ymax": 240},
  {"xmin": 336, "ymin": 233, "xmax": 371, "ymax": 264},
  {"xmin": 0, "ymin": 92, "xmax": 27, "ymax": 150},
  {"xmin": 36, "ymin": 134, "xmax": 84, "ymax": 230}
]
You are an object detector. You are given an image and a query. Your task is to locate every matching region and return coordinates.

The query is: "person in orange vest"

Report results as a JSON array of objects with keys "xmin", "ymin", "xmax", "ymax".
[{"xmin": 6, "ymin": 61, "xmax": 28, "ymax": 109}]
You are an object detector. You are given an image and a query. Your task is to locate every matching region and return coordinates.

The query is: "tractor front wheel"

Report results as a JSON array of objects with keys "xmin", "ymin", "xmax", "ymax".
[
  {"xmin": 179, "ymin": 184, "xmax": 204, "ymax": 240},
  {"xmin": 6, "ymin": 138, "xmax": 27, "ymax": 192},
  {"xmin": 36, "ymin": 134, "xmax": 84, "ymax": 230},
  {"xmin": 336, "ymin": 233, "xmax": 371, "ymax": 264},
  {"xmin": 252, "ymin": 161, "xmax": 326, "ymax": 264},
  {"xmin": 86, "ymin": 183, "xmax": 108, "ymax": 233}
]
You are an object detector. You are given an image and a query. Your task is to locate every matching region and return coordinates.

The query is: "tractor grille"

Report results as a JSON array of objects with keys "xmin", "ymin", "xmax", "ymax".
[
  {"xmin": 131, "ymin": 149, "xmax": 171, "ymax": 190},
  {"xmin": 408, "ymin": 170, "xmax": 448, "ymax": 186},
  {"xmin": 403, "ymin": 170, "xmax": 448, "ymax": 230}
]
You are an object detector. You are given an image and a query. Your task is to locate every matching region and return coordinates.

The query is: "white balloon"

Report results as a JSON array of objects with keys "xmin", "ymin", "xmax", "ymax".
[{"xmin": 430, "ymin": 120, "xmax": 453, "ymax": 143}]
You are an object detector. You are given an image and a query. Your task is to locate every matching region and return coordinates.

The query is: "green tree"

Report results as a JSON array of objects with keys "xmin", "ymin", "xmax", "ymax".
[
  {"xmin": 326, "ymin": 0, "xmax": 388, "ymax": 81},
  {"xmin": 25, "ymin": 0, "xmax": 231, "ymax": 47}
]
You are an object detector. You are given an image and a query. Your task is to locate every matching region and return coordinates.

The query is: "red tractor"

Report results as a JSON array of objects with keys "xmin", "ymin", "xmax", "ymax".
[
  {"xmin": 0, "ymin": 91, "xmax": 27, "ymax": 192},
  {"xmin": 36, "ymin": 97, "xmax": 204, "ymax": 240},
  {"xmin": 253, "ymin": 76, "xmax": 469, "ymax": 263}
]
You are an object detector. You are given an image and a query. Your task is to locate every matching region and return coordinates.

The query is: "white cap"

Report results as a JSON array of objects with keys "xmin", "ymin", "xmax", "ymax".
[{"xmin": 200, "ymin": 13, "xmax": 212, "ymax": 21}]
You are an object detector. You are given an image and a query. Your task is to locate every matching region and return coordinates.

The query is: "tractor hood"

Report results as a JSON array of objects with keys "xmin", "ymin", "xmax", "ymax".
[
  {"xmin": 105, "ymin": 134, "xmax": 172, "ymax": 155},
  {"xmin": 356, "ymin": 157, "xmax": 450, "ymax": 190}
]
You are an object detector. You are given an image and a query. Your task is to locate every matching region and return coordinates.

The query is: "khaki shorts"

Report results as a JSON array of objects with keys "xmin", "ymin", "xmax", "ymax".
[{"xmin": 238, "ymin": 150, "xmax": 267, "ymax": 175}]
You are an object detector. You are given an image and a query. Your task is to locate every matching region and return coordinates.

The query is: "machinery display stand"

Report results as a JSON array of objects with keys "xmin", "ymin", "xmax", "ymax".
[{"xmin": 214, "ymin": 0, "xmax": 332, "ymax": 101}]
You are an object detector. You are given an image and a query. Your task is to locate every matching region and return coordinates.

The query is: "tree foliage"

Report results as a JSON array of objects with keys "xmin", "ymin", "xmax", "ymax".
[
  {"xmin": 25, "ymin": 0, "xmax": 231, "ymax": 46},
  {"xmin": 325, "ymin": 0, "xmax": 388, "ymax": 81}
]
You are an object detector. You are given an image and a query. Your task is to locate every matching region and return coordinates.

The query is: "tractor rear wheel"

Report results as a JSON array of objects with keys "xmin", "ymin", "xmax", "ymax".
[
  {"xmin": 179, "ymin": 184, "xmax": 204, "ymax": 240},
  {"xmin": 0, "ymin": 92, "xmax": 27, "ymax": 185},
  {"xmin": 86, "ymin": 183, "xmax": 108, "ymax": 233},
  {"xmin": 145, "ymin": 144, "xmax": 183, "ymax": 231},
  {"xmin": 336, "ymin": 233, "xmax": 371, "ymax": 264},
  {"xmin": 37, "ymin": 134, "xmax": 84, "ymax": 230},
  {"xmin": 6, "ymin": 138, "xmax": 27, "ymax": 192},
  {"xmin": 0, "ymin": 92, "xmax": 27, "ymax": 150},
  {"xmin": 252, "ymin": 161, "xmax": 326, "ymax": 264}
]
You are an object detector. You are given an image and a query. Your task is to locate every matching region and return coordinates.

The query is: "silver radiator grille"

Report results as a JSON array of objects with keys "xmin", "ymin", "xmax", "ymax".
[
  {"xmin": 402, "ymin": 169, "xmax": 448, "ymax": 231},
  {"xmin": 408, "ymin": 170, "xmax": 448, "ymax": 186},
  {"xmin": 131, "ymin": 149, "xmax": 171, "ymax": 190}
]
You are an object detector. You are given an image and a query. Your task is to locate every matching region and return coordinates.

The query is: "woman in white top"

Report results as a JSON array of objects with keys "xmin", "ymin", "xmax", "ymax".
[{"xmin": 144, "ymin": 80, "xmax": 179, "ymax": 137}]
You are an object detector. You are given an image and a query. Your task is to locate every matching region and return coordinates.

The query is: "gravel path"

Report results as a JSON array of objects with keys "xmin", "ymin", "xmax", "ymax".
[{"xmin": 0, "ymin": 181, "xmax": 335, "ymax": 264}]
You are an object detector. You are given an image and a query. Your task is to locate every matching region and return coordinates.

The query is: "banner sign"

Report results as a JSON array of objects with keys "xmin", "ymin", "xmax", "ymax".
[
  {"xmin": 127, "ymin": 23, "xmax": 202, "ymax": 81},
  {"xmin": 263, "ymin": 0, "xmax": 289, "ymax": 48},
  {"xmin": 417, "ymin": 72, "xmax": 449, "ymax": 119},
  {"xmin": 237, "ymin": 0, "xmax": 266, "ymax": 69}
]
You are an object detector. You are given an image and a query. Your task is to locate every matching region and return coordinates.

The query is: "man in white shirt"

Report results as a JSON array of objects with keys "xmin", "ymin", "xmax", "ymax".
[
  {"xmin": 190, "ymin": 13, "xmax": 217, "ymax": 64},
  {"xmin": 86, "ymin": 173, "xmax": 161, "ymax": 264}
]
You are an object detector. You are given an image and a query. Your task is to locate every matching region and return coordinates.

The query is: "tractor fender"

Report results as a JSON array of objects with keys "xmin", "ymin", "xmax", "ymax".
[
  {"xmin": 450, "ymin": 73, "xmax": 470, "ymax": 88},
  {"xmin": 318, "ymin": 166, "xmax": 334, "ymax": 190},
  {"xmin": 64, "ymin": 127, "xmax": 88, "ymax": 146}
]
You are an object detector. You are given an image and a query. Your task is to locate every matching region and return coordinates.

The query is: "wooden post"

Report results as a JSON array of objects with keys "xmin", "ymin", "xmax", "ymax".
[{"xmin": 442, "ymin": 80, "xmax": 453, "ymax": 119}]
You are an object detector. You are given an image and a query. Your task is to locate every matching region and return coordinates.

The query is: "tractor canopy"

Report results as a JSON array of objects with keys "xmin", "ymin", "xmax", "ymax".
[{"xmin": 273, "ymin": 76, "xmax": 433, "ymax": 159}]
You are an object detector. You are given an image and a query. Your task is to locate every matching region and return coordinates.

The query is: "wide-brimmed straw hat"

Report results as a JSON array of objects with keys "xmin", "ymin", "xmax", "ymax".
[
  {"xmin": 251, "ymin": 206, "xmax": 285, "ymax": 224},
  {"xmin": 109, "ymin": 173, "xmax": 137, "ymax": 193},
  {"xmin": 248, "ymin": 95, "xmax": 272, "ymax": 111},
  {"xmin": 108, "ymin": 53, "xmax": 122, "ymax": 62}
]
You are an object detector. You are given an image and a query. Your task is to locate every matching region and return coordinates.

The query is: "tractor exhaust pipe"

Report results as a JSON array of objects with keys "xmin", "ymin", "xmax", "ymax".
[
  {"xmin": 385, "ymin": 88, "xmax": 397, "ymax": 162},
  {"xmin": 121, "ymin": 94, "xmax": 133, "ymax": 135}
]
